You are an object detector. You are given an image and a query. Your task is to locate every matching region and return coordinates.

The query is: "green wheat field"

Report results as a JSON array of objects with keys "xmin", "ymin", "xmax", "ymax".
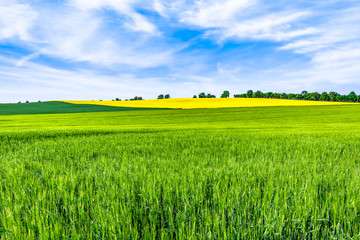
[{"xmin": 1, "ymin": 102, "xmax": 360, "ymax": 239}]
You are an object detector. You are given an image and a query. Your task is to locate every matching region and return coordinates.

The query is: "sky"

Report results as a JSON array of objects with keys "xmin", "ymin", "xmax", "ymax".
[{"xmin": 0, "ymin": 0, "xmax": 360, "ymax": 102}]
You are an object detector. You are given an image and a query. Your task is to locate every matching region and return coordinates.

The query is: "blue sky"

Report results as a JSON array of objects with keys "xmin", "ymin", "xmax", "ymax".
[{"xmin": 0, "ymin": 0, "xmax": 360, "ymax": 102}]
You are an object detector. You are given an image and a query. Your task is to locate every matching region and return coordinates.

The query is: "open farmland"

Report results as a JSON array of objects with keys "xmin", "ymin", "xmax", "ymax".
[
  {"xmin": 0, "ymin": 101, "xmax": 165, "ymax": 115},
  {"xmin": 64, "ymin": 97, "xmax": 357, "ymax": 109},
  {"xmin": 1, "ymin": 103, "xmax": 360, "ymax": 239}
]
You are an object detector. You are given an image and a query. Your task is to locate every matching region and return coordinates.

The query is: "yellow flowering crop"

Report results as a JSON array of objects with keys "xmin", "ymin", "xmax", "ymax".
[{"xmin": 63, "ymin": 98, "xmax": 357, "ymax": 109}]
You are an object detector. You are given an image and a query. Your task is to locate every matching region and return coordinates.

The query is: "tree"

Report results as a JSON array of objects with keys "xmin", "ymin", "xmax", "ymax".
[
  {"xmin": 165, "ymin": 94, "xmax": 170, "ymax": 99},
  {"xmin": 221, "ymin": 90, "xmax": 230, "ymax": 98},
  {"xmin": 295, "ymin": 94, "xmax": 303, "ymax": 100},
  {"xmin": 265, "ymin": 92, "xmax": 273, "ymax": 98},
  {"xmin": 157, "ymin": 94, "xmax": 164, "ymax": 99},
  {"xmin": 328, "ymin": 92, "xmax": 338, "ymax": 101},
  {"xmin": 348, "ymin": 91, "xmax": 357, "ymax": 102},
  {"xmin": 280, "ymin": 93, "xmax": 287, "ymax": 99},
  {"xmin": 309, "ymin": 92, "xmax": 320, "ymax": 101},
  {"xmin": 193, "ymin": 95, "xmax": 197, "ymax": 98},
  {"xmin": 115, "ymin": 98, "xmax": 121, "ymax": 101},
  {"xmin": 287, "ymin": 93, "xmax": 296, "ymax": 100},
  {"xmin": 304, "ymin": 93, "xmax": 311, "ymax": 100},
  {"xmin": 274, "ymin": 93, "xmax": 281, "ymax": 99},
  {"xmin": 198, "ymin": 92, "xmax": 206, "ymax": 98},
  {"xmin": 320, "ymin": 92, "xmax": 329, "ymax": 101},
  {"xmin": 246, "ymin": 90, "xmax": 253, "ymax": 98},
  {"xmin": 253, "ymin": 90, "xmax": 262, "ymax": 98},
  {"xmin": 207, "ymin": 93, "xmax": 216, "ymax": 98},
  {"xmin": 337, "ymin": 95, "xmax": 347, "ymax": 102},
  {"xmin": 131, "ymin": 96, "xmax": 143, "ymax": 100}
]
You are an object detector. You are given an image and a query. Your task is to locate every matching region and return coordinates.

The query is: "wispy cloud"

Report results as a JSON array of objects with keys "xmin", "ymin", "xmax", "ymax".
[
  {"xmin": 2, "ymin": 1, "xmax": 174, "ymax": 68},
  {"xmin": 279, "ymin": 6, "xmax": 360, "ymax": 53},
  {"xmin": 278, "ymin": 5, "xmax": 360, "ymax": 89},
  {"xmin": 70, "ymin": 0, "xmax": 158, "ymax": 34},
  {"xmin": 0, "ymin": 55, "xmax": 171, "ymax": 102},
  {"xmin": 0, "ymin": 1, "xmax": 37, "ymax": 41},
  {"xmin": 211, "ymin": 11, "xmax": 316, "ymax": 42},
  {"xmin": 180, "ymin": 0, "xmax": 254, "ymax": 28}
]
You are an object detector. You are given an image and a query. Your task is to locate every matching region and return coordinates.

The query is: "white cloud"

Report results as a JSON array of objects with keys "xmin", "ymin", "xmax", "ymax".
[
  {"xmin": 16, "ymin": 52, "xmax": 40, "ymax": 67},
  {"xmin": 218, "ymin": 11, "xmax": 314, "ymax": 41},
  {"xmin": 70, "ymin": 0, "xmax": 158, "ymax": 34},
  {"xmin": 124, "ymin": 13, "xmax": 157, "ymax": 33},
  {"xmin": 279, "ymin": 7, "xmax": 360, "ymax": 54},
  {"xmin": 0, "ymin": 1, "xmax": 37, "ymax": 40},
  {"xmin": 181, "ymin": 0, "xmax": 254, "ymax": 28},
  {"xmin": 153, "ymin": 0, "xmax": 166, "ymax": 17},
  {"xmin": 175, "ymin": 0, "xmax": 316, "ymax": 43},
  {"xmin": 276, "ymin": 5, "xmax": 360, "ymax": 87},
  {"xmin": 285, "ymin": 44, "xmax": 360, "ymax": 86},
  {"xmin": 1, "ymin": 1, "xmax": 172, "ymax": 68},
  {"xmin": 1, "ymin": 54, "xmax": 229, "ymax": 102},
  {"xmin": 71, "ymin": 0, "xmax": 138, "ymax": 12},
  {"xmin": 34, "ymin": 11, "xmax": 103, "ymax": 62},
  {"xmin": 0, "ymin": 55, "xmax": 169, "ymax": 102}
]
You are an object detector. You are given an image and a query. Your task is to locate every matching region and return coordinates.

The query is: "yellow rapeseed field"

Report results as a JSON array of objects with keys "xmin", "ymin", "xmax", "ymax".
[{"xmin": 63, "ymin": 98, "xmax": 357, "ymax": 109}]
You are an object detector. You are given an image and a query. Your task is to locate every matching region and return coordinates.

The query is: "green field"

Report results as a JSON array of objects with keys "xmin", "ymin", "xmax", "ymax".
[
  {"xmin": 1, "ymin": 105, "xmax": 360, "ymax": 239},
  {"xmin": 0, "ymin": 101, "xmax": 164, "ymax": 115}
]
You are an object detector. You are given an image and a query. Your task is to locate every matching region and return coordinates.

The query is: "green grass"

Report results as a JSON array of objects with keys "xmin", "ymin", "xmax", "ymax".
[
  {"xmin": 1, "ymin": 105, "xmax": 360, "ymax": 239},
  {"xmin": 0, "ymin": 101, "xmax": 164, "ymax": 115}
]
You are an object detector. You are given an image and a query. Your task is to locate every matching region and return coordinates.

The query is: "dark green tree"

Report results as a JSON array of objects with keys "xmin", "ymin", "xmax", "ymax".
[
  {"xmin": 280, "ymin": 93, "xmax": 288, "ymax": 99},
  {"xmin": 328, "ymin": 92, "xmax": 338, "ymax": 101},
  {"xmin": 131, "ymin": 96, "xmax": 143, "ymax": 100},
  {"xmin": 199, "ymin": 92, "xmax": 206, "ymax": 98},
  {"xmin": 193, "ymin": 95, "xmax": 197, "ymax": 98},
  {"xmin": 221, "ymin": 90, "xmax": 230, "ymax": 98},
  {"xmin": 337, "ymin": 95, "xmax": 347, "ymax": 102},
  {"xmin": 287, "ymin": 93, "xmax": 296, "ymax": 100},
  {"xmin": 295, "ymin": 94, "xmax": 303, "ymax": 100},
  {"xmin": 348, "ymin": 91, "xmax": 357, "ymax": 102},
  {"xmin": 304, "ymin": 93, "xmax": 311, "ymax": 100},
  {"xmin": 265, "ymin": 92, "xmax": 273, "ymax": 98},
  {"xmin": 320, "ymin": 92, "xmax": 329, "ymax": 101},
  {"xmin": 157, "ymin": 94, "xmax": 164, "ymax": 99},
  {"xmin": 309, "ymin": 92, "xmax": 320, "ymax": 101},
  {"xmin": 165, "ymin": 94, "xmax": 170, "ymax": 99},
  {"xmin": 253, "ymin": 90, "xmax": 262, "ymax": 98},
  {"xmin": 246, "ymin": 90, "xmax": 253, "ymax": 98}
]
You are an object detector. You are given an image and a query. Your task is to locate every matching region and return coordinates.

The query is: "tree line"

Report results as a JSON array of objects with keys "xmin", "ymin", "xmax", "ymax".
[
  {"xmin": 234, "ymin": 90, "xmax": 359, "ymax": 102},
  {"xmin": 111, "ymin": 90, "xmax": 359, "ymax": 102},
  {"xmin": 193, "ymin": 91, "xmax": 230, "ymax": 98}
]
